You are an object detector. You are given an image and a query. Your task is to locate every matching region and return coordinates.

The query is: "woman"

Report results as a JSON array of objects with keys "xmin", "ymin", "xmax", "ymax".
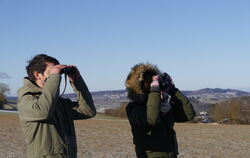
[{"xmin": 125, "ymin": 63, "xmax": 195, "ymax": 158}]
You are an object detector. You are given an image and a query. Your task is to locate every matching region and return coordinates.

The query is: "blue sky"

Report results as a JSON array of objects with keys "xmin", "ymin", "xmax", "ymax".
[{"xmin": 0, "ymin": 0, "xmax": 250, "ymax": 96}]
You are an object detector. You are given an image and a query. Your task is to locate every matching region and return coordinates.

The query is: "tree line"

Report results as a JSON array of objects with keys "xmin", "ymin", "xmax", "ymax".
[
  {"xmin": 0, "ymin": 83, "xmax": 10, "ymax": 109},
  {"xmin": 104, "ymin": 96, "xmax": 250, "ymax": 124}
]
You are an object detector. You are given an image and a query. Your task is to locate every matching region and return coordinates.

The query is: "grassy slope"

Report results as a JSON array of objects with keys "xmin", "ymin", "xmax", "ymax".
[{"xmin": 1, "ymin": 114, "xmax": 250, "ymax": 158}]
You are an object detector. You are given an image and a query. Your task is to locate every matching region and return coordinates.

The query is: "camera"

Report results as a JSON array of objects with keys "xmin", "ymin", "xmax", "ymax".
[
  {"xmin": 61, "ymin": 67, "xmax": 77, "ymax": 75},
  {"xmin": 158, "ymin": 73, "xmax": 172, "ymax": 91}
]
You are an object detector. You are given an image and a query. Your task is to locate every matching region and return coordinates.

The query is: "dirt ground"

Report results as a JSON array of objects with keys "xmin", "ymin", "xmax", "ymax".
[{"xmin": 0, "ymin": 114, "xmax": 250, "ymax": 158}]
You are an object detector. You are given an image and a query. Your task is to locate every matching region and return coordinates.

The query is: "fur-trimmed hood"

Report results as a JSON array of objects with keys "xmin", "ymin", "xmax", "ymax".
[{"xmin": 125, "ymin": 63, "xmax": 161, "ymax": 104}]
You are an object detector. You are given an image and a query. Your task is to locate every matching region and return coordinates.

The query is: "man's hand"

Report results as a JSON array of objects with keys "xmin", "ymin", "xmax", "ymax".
[
  {"xmin": 49, "ymin": 65, "xmax": 67, "ymax": 74},
  {"xmin": 66, "ymin": 65, "xmax": 80, "ymax": 82}
]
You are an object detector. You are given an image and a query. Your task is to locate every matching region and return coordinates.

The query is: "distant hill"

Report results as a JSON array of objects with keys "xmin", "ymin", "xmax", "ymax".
[
  {"xmin": 183, "ymin": 88, "xmax": 250, "ymax": 104},
  {"xmin": 4, "ymin": 88, "xmax": 250, "ymax": 124},
  {"xmin": 184, "ymin": 88, "xmax": 249, "ymax": 95},
  {"xmin": 4, "ymin": 88, "xmax": 250, "ymax": 112},
  {"xmin": 62, "ymin": 88, "xmax": 250, "ymax": 113},
  {"xmin": 183, "ymin": 88, "xmax": 250, "ymax": 97},
  {"xmin": 62, "ymin": 90, "xmax": 128, "ymax": 112}
]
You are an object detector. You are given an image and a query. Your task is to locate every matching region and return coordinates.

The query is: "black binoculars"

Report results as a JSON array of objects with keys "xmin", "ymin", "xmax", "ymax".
[{"xmin": 61, "ymin": 67, "xmax": 77, "ymax": 75}]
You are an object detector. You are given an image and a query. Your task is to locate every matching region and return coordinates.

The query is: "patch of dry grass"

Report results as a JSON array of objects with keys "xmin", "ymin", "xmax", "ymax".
[
  {"xmin": 175, "ymin": 123, "xmax": 250, "ymax": 158},
  {"xmin": 0, "ymin": 114, "xmax": 250, "ymax": 158}
]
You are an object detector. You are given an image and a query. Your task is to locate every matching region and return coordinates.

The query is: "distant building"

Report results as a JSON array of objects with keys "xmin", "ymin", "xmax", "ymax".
[
  {"xmin": 200, "ymin": 111, "xmax": 208, "ymax": 119},
  {"xmin": 96, "ymin": 107, "xmax": 106, "ymax": 113}
]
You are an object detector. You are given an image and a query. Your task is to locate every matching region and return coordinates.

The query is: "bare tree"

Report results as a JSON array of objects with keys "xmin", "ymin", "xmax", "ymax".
[
  {"xmin": 211, "ymin": 96, "xmax": 250, "ymax": 124},
  {"xmin": 0, "ymin": 83, "xmax": 10, "ymax": 109}
]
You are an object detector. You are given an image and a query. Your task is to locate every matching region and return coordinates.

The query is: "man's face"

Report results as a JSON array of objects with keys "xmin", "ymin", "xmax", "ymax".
[{"xmin": 35, "ymin": 62, "xmax": 55, "ymax": 88}]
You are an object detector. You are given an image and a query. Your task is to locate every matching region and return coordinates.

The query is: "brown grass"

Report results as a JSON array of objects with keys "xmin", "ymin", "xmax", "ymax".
[{"xmin": 0, "ymin": 114, "xmax": 250, "ymax": 158}]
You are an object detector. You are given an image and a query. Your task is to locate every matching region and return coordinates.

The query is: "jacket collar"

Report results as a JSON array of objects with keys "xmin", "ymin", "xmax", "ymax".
[{"xmin": 17, "ymin": 77, "xmax": 42, "ymax": 98}]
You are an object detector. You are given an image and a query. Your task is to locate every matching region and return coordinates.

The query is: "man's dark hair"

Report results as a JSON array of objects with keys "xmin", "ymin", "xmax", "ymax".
[{"xmin": 26, "ymin": 54, "xmax": 60, "ymax": 82}]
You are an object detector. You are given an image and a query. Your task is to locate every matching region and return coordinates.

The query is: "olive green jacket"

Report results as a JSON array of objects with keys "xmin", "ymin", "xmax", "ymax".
[
  {"xmin": 17, "ymin": 74, "xmax": 96, "ymax": 158},
  {"xmin": 126, "ymin": 88, "xmax": 195, "ymax": 158}
]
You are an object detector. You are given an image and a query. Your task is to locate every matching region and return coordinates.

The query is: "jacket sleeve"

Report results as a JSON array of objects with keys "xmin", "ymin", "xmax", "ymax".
[
  {"xmin": 126, "ymin": 88, "xmax": 161, "ymax": 127},
  {"xmin": 18, "ymin": 74, "xmax": 61, "ymax": 121},
  {"xmin": 171, "ymin": 89, "xmax": 196, "ymax": 122},
  {"xmin": 146, "ymin": 88, "xmax": 161, "ymax": 126},
  {"xmin": 69, "ymin": 76, "xmax": 96, "ymax": 120}
]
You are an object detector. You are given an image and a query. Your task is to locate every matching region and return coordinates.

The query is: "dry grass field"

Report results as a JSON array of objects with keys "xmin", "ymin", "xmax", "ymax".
[{"xmin": 0, "ymin": 114, "xmax": 250, "ymax": 158}]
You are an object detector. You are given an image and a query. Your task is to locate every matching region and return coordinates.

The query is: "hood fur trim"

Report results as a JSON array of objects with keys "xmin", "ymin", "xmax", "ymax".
[{"xmin": 125, "ymin": 63, "xmax": 161, "ymax": 103}]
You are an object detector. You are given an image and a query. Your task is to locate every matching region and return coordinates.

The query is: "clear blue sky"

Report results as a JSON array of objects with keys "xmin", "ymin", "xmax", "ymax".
[{"xmin": 0, "ymin": 0, "xmax": 250, "ymax": 96}]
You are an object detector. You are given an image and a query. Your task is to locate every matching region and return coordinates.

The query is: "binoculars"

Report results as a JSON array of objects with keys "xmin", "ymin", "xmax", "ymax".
[
  {"xmin": 61, "ymin": 67, "xmax": 77, "ymax": 75},
  {"xmin": 158, "ymin": 73, "xmax": 172, "ymax": 91}
]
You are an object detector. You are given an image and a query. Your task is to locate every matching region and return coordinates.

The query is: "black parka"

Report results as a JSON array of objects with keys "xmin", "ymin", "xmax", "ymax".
[
  {"xmin": 125, "ymin": 63, "xmax": 195, "ymax": 158},
  {"xmin": 126, "ymin": 88, "xmax": 195, "ymax": 157}
]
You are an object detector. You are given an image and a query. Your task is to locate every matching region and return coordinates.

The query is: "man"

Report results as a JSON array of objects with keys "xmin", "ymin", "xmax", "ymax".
[
  {"xmin": 125, "ymin": 63, "xmax": 196, "ymax": 158},
  {"xmin": 17, "ymin": 54, "xmax": 96, "ymax": 158}
]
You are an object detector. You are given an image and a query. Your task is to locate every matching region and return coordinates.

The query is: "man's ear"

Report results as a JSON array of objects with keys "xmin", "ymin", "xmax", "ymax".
[{"xmin": 33, "ymin": 71, "xmax": 41, "ymax": 81}]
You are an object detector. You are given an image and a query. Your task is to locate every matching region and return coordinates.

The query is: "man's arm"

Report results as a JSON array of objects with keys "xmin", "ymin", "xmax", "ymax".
[
  {"xmin": 69, "ymin": 76, "xmax": 96, "ymax": 120},
  {"xmin": 18, "ymin": 74, "xmax": 61, "ymax": 121}
]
